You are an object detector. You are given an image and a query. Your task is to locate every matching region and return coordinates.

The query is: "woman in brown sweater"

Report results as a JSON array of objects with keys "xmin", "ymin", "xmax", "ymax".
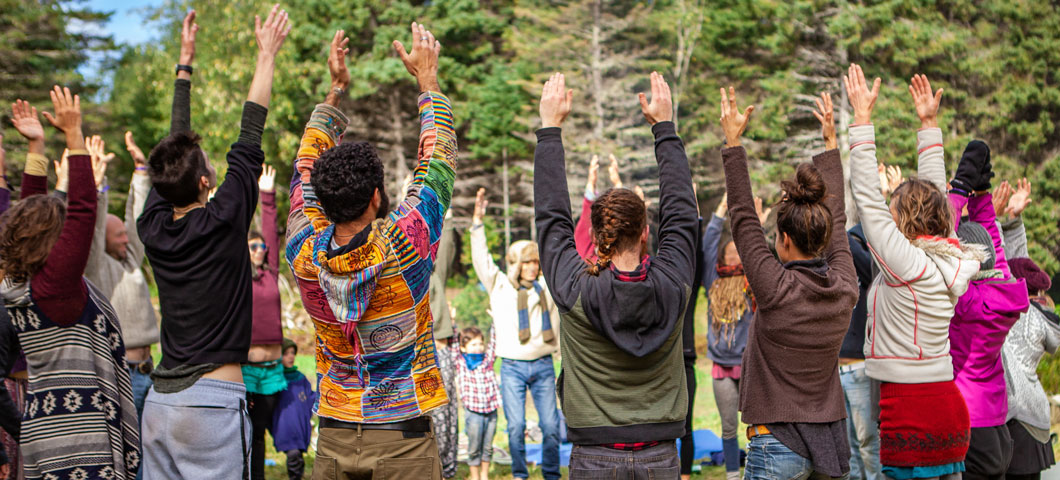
[{"xmin": 718, "ymin": 88, "xmax": 858, "ymax": 479}]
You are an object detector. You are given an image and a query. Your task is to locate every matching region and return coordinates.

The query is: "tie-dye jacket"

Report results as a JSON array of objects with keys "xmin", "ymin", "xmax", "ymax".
[{"xmin": 285, "ymin": 93, "xmax": 457, "ymax": 423}]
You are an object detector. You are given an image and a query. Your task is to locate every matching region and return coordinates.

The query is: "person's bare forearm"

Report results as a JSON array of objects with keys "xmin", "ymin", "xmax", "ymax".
[{"xmin": 247, "ymin": 53, "xmax": 276, "ymax": 108}]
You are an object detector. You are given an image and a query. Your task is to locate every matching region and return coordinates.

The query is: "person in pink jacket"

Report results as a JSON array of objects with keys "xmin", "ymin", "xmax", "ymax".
[{"xmin": 947, "ymin": 140, "xmax": 1030, "ymax": 480}]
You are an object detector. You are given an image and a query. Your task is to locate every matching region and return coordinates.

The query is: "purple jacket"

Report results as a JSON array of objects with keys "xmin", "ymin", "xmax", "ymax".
[{"xmin": 948, "ymin": 193, "xmax": 1029, "ymax": 428}]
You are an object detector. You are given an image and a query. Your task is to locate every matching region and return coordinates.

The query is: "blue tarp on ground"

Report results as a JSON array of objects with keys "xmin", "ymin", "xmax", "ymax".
[{"xmin": 524, "ymin": 429, "xmax": 724, "ymax": 467}]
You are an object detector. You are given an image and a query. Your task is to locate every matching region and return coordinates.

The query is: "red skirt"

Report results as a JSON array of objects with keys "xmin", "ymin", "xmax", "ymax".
[{"xmin": 879, "ymin": 381, "xmax": 970, "ymax": 467}]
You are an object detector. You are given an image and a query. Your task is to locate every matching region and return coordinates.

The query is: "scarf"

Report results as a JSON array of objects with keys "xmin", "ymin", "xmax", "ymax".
[
  {"xmin": 708, "ymin": 263, "xmax": 754, "ymax": 348},
  {"xmin": 517, "ymin": 280, "xmax": 554, "ymax": 344},
  {"xmin": 463, "ymin": 353, "xmax": 485, "ymax": 371}
]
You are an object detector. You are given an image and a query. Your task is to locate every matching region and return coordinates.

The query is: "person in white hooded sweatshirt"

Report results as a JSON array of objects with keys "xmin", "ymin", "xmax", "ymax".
[
  {"xmin": 846, "ymin": 65, "xmax": 984, "ymax": 479},
  {"xmin": 470, "ymin": 188, "xmax": 562, "ymax": 480}
]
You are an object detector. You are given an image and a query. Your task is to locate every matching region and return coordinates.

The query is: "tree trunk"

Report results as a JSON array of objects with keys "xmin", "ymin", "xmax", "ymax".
[{"xmin": 591, "ymin": 0, "xmax": 605, "ymax": 142}]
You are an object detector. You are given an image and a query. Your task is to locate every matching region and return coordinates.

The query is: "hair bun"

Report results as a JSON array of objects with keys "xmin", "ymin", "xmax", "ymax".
[{"xmin": 782, "ymin": 163, "xmax": 826, "ymax": 205}]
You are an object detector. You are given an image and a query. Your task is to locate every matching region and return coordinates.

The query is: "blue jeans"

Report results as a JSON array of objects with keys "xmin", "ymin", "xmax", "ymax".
[
  {"xmin": 129, "ymin": 362, "xmax": 153, "ymax": 480},
  {"xmin": 569, "ymin": 441, "xmax": 679, "ymax": 479},
  {"xmin": 746, "ymin": 434, "xmax": 850, "ymax": 480},
  {"xmin": 841, "ymin": 367, "xmax": 881, "ymax": 480},
  {"xmin": 465, "ymin": 409, "xmax": 498, "ymax": 466},
  {"xmin": 501, "ymin": 356, "xmax": 561, "ymax": 480}
]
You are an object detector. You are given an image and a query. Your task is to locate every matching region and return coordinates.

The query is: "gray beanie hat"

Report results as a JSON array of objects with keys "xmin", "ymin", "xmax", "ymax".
[{"xmin": 956, "ymin": 220, "xmax": 996, "ymax": 271}]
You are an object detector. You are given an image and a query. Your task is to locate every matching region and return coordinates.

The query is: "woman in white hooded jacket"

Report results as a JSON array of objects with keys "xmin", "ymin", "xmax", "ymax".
[
  {"xmin": 846, "ymin": 66, "xmax": 984, "ymax": 479},
  {"xmin": 469, "ymin": 188, "xmax": 562, "ymax": 480}
]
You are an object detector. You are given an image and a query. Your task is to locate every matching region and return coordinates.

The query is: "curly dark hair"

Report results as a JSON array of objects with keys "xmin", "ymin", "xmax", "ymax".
[
  {"xmin": 311, "ymin": 142, "xmax": 389, "ymax": 224},
  {"xmin": 776, "ymin": 163, "xmax": 833, "ymax": 257},
  {"xmin": 460, "ymin": 326, "xmax": 484, "ymax": 348},
  {"xmin": 147, "ymin": 130, "xmax": 210, "ymax": 207},
  {"xmin": 587, "ymin": 188, "xmax": 647, "ymax": 276},
  {"xmin": 0, "ymin": 195, "xmax": 66, "ymax": 283}
]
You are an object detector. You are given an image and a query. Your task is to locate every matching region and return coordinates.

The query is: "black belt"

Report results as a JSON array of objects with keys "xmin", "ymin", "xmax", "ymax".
[{"xmin": 320, "ymin": 416, "xmax": 431, "ymax": 432}]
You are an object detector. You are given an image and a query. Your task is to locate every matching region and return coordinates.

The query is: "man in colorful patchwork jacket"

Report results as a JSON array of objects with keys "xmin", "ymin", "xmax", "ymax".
[{"xmin": 285, "ymin": 25, "xmax": 456, "ymax": 479}]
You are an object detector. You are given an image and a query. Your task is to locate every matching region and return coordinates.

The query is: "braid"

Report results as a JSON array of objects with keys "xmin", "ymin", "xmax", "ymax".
[{"xmin": 586, "ymin": 188, "xmax": 646, "ymax": 276}]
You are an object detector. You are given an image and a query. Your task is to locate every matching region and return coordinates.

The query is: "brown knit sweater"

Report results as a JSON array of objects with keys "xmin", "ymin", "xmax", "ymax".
[{"xmin": 722, "ymin": 147, "xmax": 858, "ymax": 425}]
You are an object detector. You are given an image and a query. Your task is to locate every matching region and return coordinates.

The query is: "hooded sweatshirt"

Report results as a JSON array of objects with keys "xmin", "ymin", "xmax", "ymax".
[
  {"xmin": 849, "ymin": 126, "xmax": 982, "ymax": 384},
  {"xmin": 948, "ymin": 190, "xmax": 1029, "ymax": 428},
  {"xmin": 286, "ymin": 93, "xmax": 457, "ymax": 424},
  {"xmin": 470, "ymin": 234, "xmax": 559, "ymax": 361},
  {"xmin": 534, "ymin": 121, "xmax": 697, "ymax": 444}
]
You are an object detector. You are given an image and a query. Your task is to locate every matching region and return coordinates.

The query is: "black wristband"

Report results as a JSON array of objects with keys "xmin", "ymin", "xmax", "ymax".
[{"xmin": 175, "ymin": 64, "xmax": 193, "ymax": 75}]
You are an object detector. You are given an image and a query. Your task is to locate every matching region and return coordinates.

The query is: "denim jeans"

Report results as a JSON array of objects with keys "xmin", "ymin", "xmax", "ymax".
[
  {"xmin": 466, "ymin": 409, "xmax": 498, "ymax": 466},
  {"xmin": 568, "ymin": 441, "xmax": 680, "ymax": 479},
  {"xmin": 840, "ymin": 367, "xmax": 881, "ymax": 480},
  {"xmin": 745, "ymin": 434, "xmax": 850, "ymax": 480},
  {"xmin": 129, "ymin": 364, "xmax": 153, "ymax": 480},
  {"xmin": 501, "ymin": 356, "xmax": 561, "ymax": 480}
]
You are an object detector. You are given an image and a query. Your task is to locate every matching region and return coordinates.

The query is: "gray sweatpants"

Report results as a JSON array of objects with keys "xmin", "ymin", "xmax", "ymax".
[{"xmin": 141, "ymin": 378, "xmax": 251, "ymax": 480}]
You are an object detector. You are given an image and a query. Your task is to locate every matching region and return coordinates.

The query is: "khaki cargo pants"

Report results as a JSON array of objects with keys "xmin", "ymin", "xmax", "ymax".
[{"xmin": 312, "ymin": 423, "xmax": 442, "ymax": 480}]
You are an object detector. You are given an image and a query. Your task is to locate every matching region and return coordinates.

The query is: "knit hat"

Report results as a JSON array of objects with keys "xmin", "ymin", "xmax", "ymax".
[
  {"xmin": 1010, "ymin": 257, "xmax": 1052, "ymax": 293},
  {"xmin": 956, "ymin": 221, "xmax": 995, "ymax": 271},
  {"xmin": 282, "ymin": 337, "xmax": 297, "ymax": 355},
  {"xmin": 506, "ymin": 240, "xmax": 540, "ymax": 287}
]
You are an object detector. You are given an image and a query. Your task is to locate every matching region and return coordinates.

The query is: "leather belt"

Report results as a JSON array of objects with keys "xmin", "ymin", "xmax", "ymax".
[
  {"xmin": 746, "ymin": 424, "xmax": 770, "ymax": 441},
  {"xmin": 320, "ymin": 416, "xmax": 432, "ymax": 432}
]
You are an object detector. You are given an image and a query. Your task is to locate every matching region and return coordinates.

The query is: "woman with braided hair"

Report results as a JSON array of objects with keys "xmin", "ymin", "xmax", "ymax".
[
  {"xmin": 534, "ymin": 71, "xmax": 698, "ymax": 477},
  {"xmin": 720, "ymin": 85, "xmax": 858, "ymax": 479}
]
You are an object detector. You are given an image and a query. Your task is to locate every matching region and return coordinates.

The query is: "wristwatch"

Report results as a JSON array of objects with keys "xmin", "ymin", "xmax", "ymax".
[{"xmin": 175, "ymin": 64, "xmax": 194, "ymax": 76}]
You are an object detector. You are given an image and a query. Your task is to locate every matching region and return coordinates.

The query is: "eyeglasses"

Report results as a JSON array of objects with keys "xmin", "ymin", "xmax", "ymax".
[{"xmin": 249, "ymin": 242, "xmax": 267, "ymax": 252}]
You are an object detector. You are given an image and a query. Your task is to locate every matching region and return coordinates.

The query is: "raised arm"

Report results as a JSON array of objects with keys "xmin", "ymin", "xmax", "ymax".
[
  {"xmin": 719, "ymin": 86, "xmax": 785, "ymax": 306},
  {"xmin": 999, "ymin": 179, "xmax": 1031, "ymax": 259},
  {"xmin": 34, "ymin": 86, "xmax": 95, "ymax": 326},
  {"xmin": 640, "ymin": 72, "xmax": 696, "ymax": 283},
  {"xmin": 123, "ymin": 132, "xmax": 150, "ymax": 267},
  {"xmin": 909, "ymin": 74, "xmax": 947, "ymax": 192},
  {"xmin": 846, "ymin": 64, "xmax": 930, "ymax": 282},
  {"xmin": 389, "ymin": 22, "xmax": 456, "ymax": 250},
  {"xmin": 171, "ymin": 10, "xmax": 198, "ymax": 134},
  {"xmin": 811, "ymin": 91, "xmax": 855, "ymax": 282},
  {"xmin": 258, "ymin": 165, "xmax": 280, "ymax": 270},
  {"xmin": 285, "ymin": 29, "xmax": 351, "ymax": 264},
  {"xmin": 574, "ymin": 155, "xmax": 598, "ymax": 261},
  {"xmin": 533, "ymin": 72, "xmax": 582, "ymax": 311},
  {"xmin": 470, "ymin": 188, "xmax": 501, "ymax": 291},
  {"xmin": 10, "ymin": 100, "xmax": 49, "ymax": 199},
  {"xmin": 700, "ymin": 200, "xmax": 726, "ymax": 289}
]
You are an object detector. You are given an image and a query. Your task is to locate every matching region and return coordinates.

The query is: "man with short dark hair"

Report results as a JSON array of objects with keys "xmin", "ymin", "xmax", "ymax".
[
  {"xmin": 136, "ymin": 7, "xmax": 290, "ymax": 479},
  {"xmin": 286, "ymin": 23, "xmax": 456, "ymax": 479}
]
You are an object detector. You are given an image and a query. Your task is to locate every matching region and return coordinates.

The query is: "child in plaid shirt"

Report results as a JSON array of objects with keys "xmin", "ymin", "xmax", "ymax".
[{"xmin": 451, "ymin": 326, "xmax": 500, "ymax": 480}]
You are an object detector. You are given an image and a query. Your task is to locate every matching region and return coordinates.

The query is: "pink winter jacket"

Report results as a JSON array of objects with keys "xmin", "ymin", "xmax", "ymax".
[{"xmin": 948, "ymin": 191, "xmax": 1030, "ymax": 427}]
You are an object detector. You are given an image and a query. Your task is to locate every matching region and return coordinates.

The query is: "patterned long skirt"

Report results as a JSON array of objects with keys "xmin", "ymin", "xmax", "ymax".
[{"xmin": 431, "ymin": 339, "xmax": 459, "ymax": 478}]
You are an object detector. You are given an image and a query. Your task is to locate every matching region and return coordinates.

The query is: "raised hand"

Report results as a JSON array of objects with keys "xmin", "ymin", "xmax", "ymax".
[
  {"xmin": 634, "ymin": 185, "xmax": 652, "ymax": 209},
  {"xmin": 638, "ymin": 71, "xmax": 673, "ymax": 125},
  {"xmin": 908, "ymin": 74, "xmax": 943, "ymax": 129},
  {"xmin": 54, "ymin": 149, "xmax": 69, "ymax": 193},
  {"xmin": 586, "ymin": 154, "xmax": 599, "ymax": 193},
  {"xmin": 179, "ymin": 10, "xmax": 199, "ymax": 67},
  {"xmin": 719, "ymin": 86, "xmax": 754, "ymax": 147},
  {"xmin": 812, "ymin": 92, "xmax": 837, "ymax": 150},
  {"xmin": 472, "ymin": 188, "xmax": 488, "ymax": 225},
  {"xmin": 85, "ymin": 135, "xmax": 114, "ymax": 188},
  {"xmin": 1006, "ymin": 178, "xmax": 1031, "ymax": 217},
  {"xmin": 608, "ymin": 154, "xmax": 622, "ymax": 188},
  {"xmin": 259, "ymin": 164, "xmax": 276, "ymax": 193},
  {"xmin": 254, "ymin": 4, "xmax": 291, "ymax": 59},
  {"xmin": 992, "ymin": 180, "xmax": 1013, "ymax": 217},
  {"xmin": 754, "ymin": 196, "xmax": 772, "ymax": 225},
  {"xmin": 42, "ymin": 85, "xmax": 84, "ymax": 150},
  {"xmin": 843, "ymin": 63, "xmax": 881, "ymax": 125},
  {"xmin": 539, "ymin": 72, "xmax": 573, "ymax": 129},
  {"xmin": 714, "ymin": 192, "xmax": 729, "ymax": 219},
  {"xmin": 393, "ymin": 22, "xmax": 441, "ymax": 92},
  {"xmin": 11, "ymin": 100, "xmax": 45, "ymax": 151},
  {"xmin": 328, "ymin": 30, "xmax": 351, "ymax": 97},
  {"xmin": 125, "ymin": 131, "xmax": 147, "ymax": 170},
  {"xmin": 887, "ymin": 165, "xmax": 904, "ymax": 195}
]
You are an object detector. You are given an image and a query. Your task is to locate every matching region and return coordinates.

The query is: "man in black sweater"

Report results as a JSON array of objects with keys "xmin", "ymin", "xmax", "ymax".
[{"xmin": 136, "ymin": 7, "xmax": 290, "ymax": 479}]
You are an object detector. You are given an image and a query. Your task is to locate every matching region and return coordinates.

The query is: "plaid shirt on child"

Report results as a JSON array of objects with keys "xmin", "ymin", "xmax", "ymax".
[{"xmin": 451, "ymin": 329, "xmax": 501, "ymax": 414}]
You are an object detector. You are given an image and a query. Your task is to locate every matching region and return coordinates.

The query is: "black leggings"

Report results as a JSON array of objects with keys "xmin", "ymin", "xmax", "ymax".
[
  {"xmin": 248, "ymin": 392, "xmax": 279, "ymax": 480},
  {"xmin": 679, "ymin": 359, "xmax": 696, "ymax": 475}
]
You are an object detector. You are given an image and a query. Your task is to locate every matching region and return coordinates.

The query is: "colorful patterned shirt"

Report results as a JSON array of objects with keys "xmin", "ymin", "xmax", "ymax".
[
  {"xmin": 285, "ymin": 93, "xmax": 457, "ymax": 423},
  {"xmin": 450, "ymin": 329, "xmax": 501, "ymax": 414}
]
